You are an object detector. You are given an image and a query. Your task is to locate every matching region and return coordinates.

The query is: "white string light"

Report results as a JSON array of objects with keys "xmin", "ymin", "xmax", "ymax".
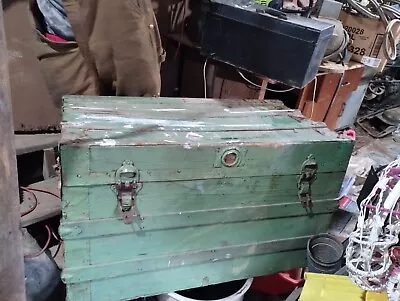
[
  {"xmin": 203, "ymin": 57, "xmax": 209, "ymax": 99},
  {"xmin": 236, "ymin": 69, "xmax": 296, "ymax": 93},
  {"xmin": 346, "ymin": 159, "xmax": 400, "ymax": 295},
  {"xmin": 311, "ymin": 76, "xmax": 318, "ymax": 120}
]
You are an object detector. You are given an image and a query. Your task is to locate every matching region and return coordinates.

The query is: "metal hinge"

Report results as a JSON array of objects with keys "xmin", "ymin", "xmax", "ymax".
[
  {"xmin": 113, "ymin": 161, "xmax": 142, "ymax": 224},
  {"xmin": 297, "ymin": 155, "xmax": 318, "ymax": 214}
]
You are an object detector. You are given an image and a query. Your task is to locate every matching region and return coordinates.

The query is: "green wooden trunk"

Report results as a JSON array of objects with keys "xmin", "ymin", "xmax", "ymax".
[{"xmin": 60, "ymin": 96, "xmax": 353, "ymax": 301}]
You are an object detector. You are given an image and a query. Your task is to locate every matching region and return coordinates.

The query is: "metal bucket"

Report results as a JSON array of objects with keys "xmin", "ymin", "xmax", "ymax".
[
  {"xmin": 307, "ymin": 233, "xmax": 344, "ymax": 274},
  {"xmin": 157, "ymin": 279, "xmax": 253, "ymax": 301}
]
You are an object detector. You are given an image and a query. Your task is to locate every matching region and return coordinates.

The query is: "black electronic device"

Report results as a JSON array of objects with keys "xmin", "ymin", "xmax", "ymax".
[{"xmin": 201, "ymin": 0, "xmax": 334, "ymax": 88}]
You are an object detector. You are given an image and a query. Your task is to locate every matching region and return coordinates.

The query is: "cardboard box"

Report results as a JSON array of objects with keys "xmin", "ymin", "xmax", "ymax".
[{"xmin": 339, "ymin": 11, "xmax": 400, "ymax": 72}]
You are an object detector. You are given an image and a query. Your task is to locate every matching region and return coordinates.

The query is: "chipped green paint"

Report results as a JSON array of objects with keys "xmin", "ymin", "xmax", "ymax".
[
  {"xmin": 61, "ymin": 96, "xmax": 354, "ymax": 301},
  {"xmin": 62, "ymin": 236, "xmax": 311, "ymax": 284}
]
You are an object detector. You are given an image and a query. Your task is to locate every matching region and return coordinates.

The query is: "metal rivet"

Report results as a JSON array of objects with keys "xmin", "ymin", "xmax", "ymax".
[{"xmin": 149, "ymin": 24, "xmax": 154, "ymax": 29}]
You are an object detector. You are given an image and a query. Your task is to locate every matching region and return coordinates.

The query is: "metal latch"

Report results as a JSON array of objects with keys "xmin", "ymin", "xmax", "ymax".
[
  {"xmin": 297, "ymin": 155, "xmax": 318, "ymax": 214},
  {"xmin": 114, "ymin": 161, "xmax": 142, "ymax": 224}
]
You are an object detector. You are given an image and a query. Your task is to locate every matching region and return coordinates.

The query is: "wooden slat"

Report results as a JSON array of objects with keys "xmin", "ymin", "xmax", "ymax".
[
  {"xmin": 15, "ymin": 134, "xmax": 60, "ymax": 155},
  {"xmin": 302, "ymin": 73, "xmax": 342, "ymax": 122},
  {"xmin": 324, "ymin": 66, "xmax": 364, "ymax": 128},
  {"xmin": 61, "ymin": 114, "xmax": 319, "ymax": 133},
  {"xmin": 61, "ymin": 97, "xmax": 322, "ymax": 140},
  {"xmin": 62, "ymin": 214, "xmax": 331, "ymax": 267},
  {"xmin": 61, "ymin": 173, "xmax": 343, "ymax": 222},
  {"xmin": 63, "ymin": 96, "xmax": 285, "ymax": 108},
  {"xmin": 61, "ymin": 127, "xmax": 336, "ymax": 148},
  {"xmin": 63, "ymin": 236, "xmax": 310, "ymax": 284},
  {"xmin": 297, "ymin": 63, "xmax": 364, "ymax": 129},
  {"xmin": 0, "ymin": 2, "xmax": 26, "ymax": 299},
  {"xmin": 60, "ymin": 141, "xmax": 353, "ymax": 186},
  {"xmin": 60, "ymin": 200, "xmax": 337, "ymax": 239},
  {"xmin": 67, "ymin": 249, "xmax": 305, "ymax": 301},
  {"xmin": 319, "ymin": 61, "xmax": 364, "ymax": 73},
  {"xmin": 21, "ymin": 177, "xmax": 61, "ymax": 227}
]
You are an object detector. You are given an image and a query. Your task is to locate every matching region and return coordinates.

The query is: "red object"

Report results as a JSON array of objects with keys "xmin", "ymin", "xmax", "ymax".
[
  {"xmin": 45, "ymin": 33, "xmax": 67, "ymax": 43},
  {"xmin": 339, "ymin": 129, "xmax": 356, "ymax": 140},
  {"xmin": 339, "ymin": 196, "xmax": 351, "ymax": 209},
  {"xmin": 365, "ymin": 204, "xmax": 400, "ymax": 216},
  {"xmin": 390, "ymin": 247, "xmax": 400, "ymax": 263},
  {"xmin": 251, "ymin": 269, "xmax": 304, "ymax": 295}
]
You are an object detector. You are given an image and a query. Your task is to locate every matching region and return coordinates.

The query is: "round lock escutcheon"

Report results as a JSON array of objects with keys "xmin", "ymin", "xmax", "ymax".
[{"xmin": 221, "ymin": 149, "xmax": 241, "ymax": 167}]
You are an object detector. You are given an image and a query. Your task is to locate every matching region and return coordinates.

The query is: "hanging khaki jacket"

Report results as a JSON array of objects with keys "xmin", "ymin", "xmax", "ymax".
[{"xmin": 33, "ymin": 0, "xmax": 165, "ymax": 108}]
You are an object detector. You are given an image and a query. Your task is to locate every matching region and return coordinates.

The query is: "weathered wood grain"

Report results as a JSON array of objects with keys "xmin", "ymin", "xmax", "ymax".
[
  {"xmin": 63, "ymin": 96, "xmax": 288, "ymax": 108},
  {"xmin": 66, "ymin": 248, "xmax": 306, "ymax": 301},
  {"xmin": 0, "ymin": 3, "xmax": 26, "ymax": 300},
  {"xmin": 89, "ymin": 249, "xmax": 306, "ymax": 301},
  {"xmin": 60, "ymin": 142, "xmax": 353, "ymax": 186},
  {"xmin": 14, "ymin": 134, "xmax": 60, "ymax": 156},
  {"xmin": 61, "ymin": 128, "xmax": 340, "ymax": 148},
  {"xmin": 62, "ymin": 213, "xmax": 331, "ymax": 266},
  {"xmin": 63, "ymin": 236, "xmax": 311, "ymax": 284},
  {"xmin": 61, "ymin": 200, "xmax": 337, "ymax": 239},
  {"xmin": 61, "ymin": 96, "xmax": 331, "ymax": 145},
  {"xmin": 61, "ymin": 174, "xmax": 343, "ymax": 222}
]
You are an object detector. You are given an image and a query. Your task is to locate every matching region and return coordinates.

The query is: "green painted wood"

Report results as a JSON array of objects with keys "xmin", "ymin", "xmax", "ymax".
[
  {"xmin": 89, "ymin": 144, "xmax": 350, "ymax": 174},
  {"xmin": 64, "ymin": 239, "xmax": 90, "ymax": 267},
  {"xmin": 62, "ymin": 96, "xmax": 298, "ymax": 112},
  {"xmin": 62, "ymin": 187, "xmax": 89, "ymax": 221},
  {"xmin": 63, "ymin": 131, "xmax": 345, "ymax": 153},
  {"xmin": 88, "ymin": 249, "xmax": 306, "ymax": 301},
  {"xmin": 62, "ymin": 96, "xmax": 317, "ymax": 134},
  {"xmin": 62, "ymin": 214, "xmax": 331, "ymax": 267},
  {"xmin": 61, "ymin": 174, "xmax": 342, "ymax": 222},
  {"xmin": 62, "ymin": 128, "xmax": 340, "ymax": 149},
  {"xmin": 65, "ymin": 111, "xmax": 310, "ymax": 126},
  {"xmin": 63, "ymin": 116, "xmax": 320, "ymax": 134},
  {"xmin": 63, "ymin": 236, "xmax": 309, "ymax": 283},
  {"xmin": 61, "ymin": 97, "xmax": 354, "ymax": 301},
  {"xmin": 66, "ymin": 283, "xmax": 91, "ymax": 301},
  {"xmin": 61, "ymin": 200, "xmax": 336, "ymax": 238},
  {"xmin": 60, "ymin": 142, "xmax": 353, "ymax": 186},
  {"xmin": 63, "ymin": 107, "xmax": 310, "ymax": 124}
]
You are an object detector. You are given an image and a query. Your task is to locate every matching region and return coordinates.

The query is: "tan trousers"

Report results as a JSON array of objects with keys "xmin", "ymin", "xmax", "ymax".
[{"xmin": 34, "ymin": 0, "xmax": 165, "ymax": 108}]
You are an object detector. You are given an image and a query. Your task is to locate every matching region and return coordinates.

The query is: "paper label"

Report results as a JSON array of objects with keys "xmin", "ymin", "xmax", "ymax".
[{"xmin": 361, "ymin": 56, "xmax": 381, "ymax": 68}]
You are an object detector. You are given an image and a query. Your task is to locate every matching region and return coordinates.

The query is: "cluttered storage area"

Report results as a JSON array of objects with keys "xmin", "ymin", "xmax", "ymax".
[{"xmin": 1, "ymin": 0, "xmax": 400, "ymax": 301}]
